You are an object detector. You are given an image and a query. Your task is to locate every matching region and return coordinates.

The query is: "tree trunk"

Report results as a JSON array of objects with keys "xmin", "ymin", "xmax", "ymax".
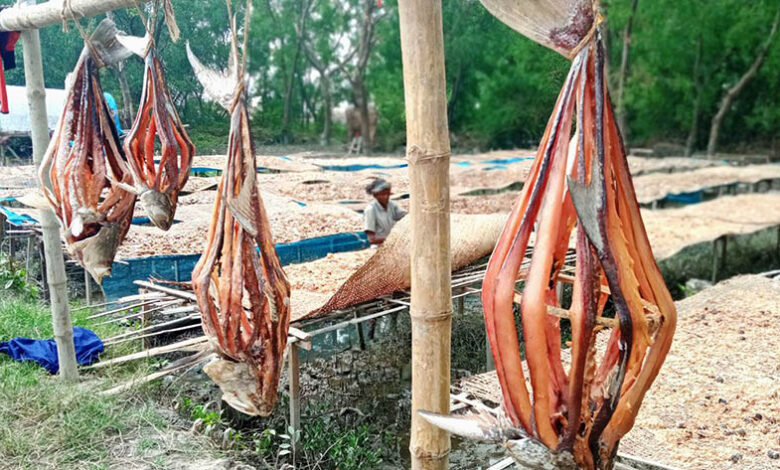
[
  {"xmin": 398, "ymin": 0, "xmax": 452, "ymax": 468},
  {"xmin": 615, "ymin": 0, "xmax": 638, "ymax": 139},
  {"xmin": 320, "ymin": 72, "xmax": 332, "ymax": 146},
  {"xmin": 447, "ymin": 62, "xmax": 464, "ymax": 126},
  {"xmin": 685, "ymin": 37, "xmax": 703, "ymax": 157},
  {"xmin": 281, "ymin": 46, "xmax": 300, "ymax": 145},
  {"xmin": 353, "ymin": 75, "xmax": 371, "ymax": 150},
  {"xmin": 707, "ymin": 6, "xmax": 780, "ymax": 158},
  {"xmin": 20, "ymin": 24, "xmax": 79, "ymax": 381}
]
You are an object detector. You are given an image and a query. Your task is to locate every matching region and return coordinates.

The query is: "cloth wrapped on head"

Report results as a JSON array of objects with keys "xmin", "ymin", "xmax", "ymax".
[{"xmin": 366, "ymin": 178, "xmax": 391, "ymax": 195}]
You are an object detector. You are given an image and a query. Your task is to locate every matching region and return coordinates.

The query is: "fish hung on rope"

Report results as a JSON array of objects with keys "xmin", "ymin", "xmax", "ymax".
[
  {"xmin": 39, "ymin": 19, "xmax": 137, "ymax": 283},
  {"xmin": 420, "ymin": 1, "xmax": 677, "ymax": 469},
  {"xmin": 116, "ymin": 22, "xmax": 194, "ymax": 231},
  {"xmin": 188, "ymin": 3, "xmax": 292, "ymax": 417}
]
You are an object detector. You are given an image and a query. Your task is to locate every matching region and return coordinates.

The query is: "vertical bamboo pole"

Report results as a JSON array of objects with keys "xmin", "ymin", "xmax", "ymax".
[
  {"xmin": 397, "ymin": 0, "xmax": 452, "ymax": 467},
  {"xmin": 21, "ymin": 17, "xmax": 79, "ymax": 381}
]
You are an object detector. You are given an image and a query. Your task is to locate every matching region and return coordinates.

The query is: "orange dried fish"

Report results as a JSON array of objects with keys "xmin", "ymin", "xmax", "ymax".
[
  {"xmin": 122, "ymin": 38, "xmax": 194, "ymax": 230},
  {"xmin": 422, "ymin": 2, "xmax": 676, "ymax": 468},
  {"xmin": 39, "ymin": 21, "xmax": 136, "ymax": 283},
  {"xmin": 189, "ymin": 20, "xmax": 291, "ymax": 416}
]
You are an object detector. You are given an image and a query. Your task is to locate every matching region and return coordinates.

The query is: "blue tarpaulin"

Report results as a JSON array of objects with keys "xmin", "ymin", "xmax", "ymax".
[
  {"xmin": 0, "ymin": 197, "xmax": 37, "ymax": 225},
  {"xmin": 663, "ymin": 190, "xmax": 704, "ymax": 205},
  {"xmin": 482, "ymin": 156, "xmax": 534, "ymax": 165},
  {"xmin": 101, "ymin": 231, "xmax": 371, "ymax": 300},
  {"xmin": 318, "ymin": 163, "xmax": 408, "ymax": 172},
  {"xmin": 0, "ymin": 327, "xmax": 103, "ymax": 373},
  {"xmin": 190, "ymin": 166, "xmax": 221, "ymax": 175}
]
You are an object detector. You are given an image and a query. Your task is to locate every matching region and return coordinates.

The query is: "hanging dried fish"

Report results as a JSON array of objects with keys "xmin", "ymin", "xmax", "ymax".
[
  {"xmin": 117, "ymin": 33, "xmax": 195, "ymax": 230},
  {"xmin": 188, "ymin": 5, "xmax": 291, "ymax": 416},
  {"xmin": 421, "ymin": 2, "xmax": 676, "ymax": 469},
  {"xmin": 39, "ymin": 20, "xmax": 137, "ymax": 283}
]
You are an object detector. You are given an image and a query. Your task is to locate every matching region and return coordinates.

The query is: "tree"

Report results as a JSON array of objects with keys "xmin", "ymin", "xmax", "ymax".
[
  {"xmin": 615, "ymin": 0, "xmax": 639, "ymax": 138},
  {"xmin": 707, "ymin": 4, "xmax": 780, "ymax": 157},
  {"xmin": 295, "ymin": 0, "xmax": 356, "ymax": 145},
  {"xmin": 337, "ymin": 0, "xmax": 384, "ymax": 150}
]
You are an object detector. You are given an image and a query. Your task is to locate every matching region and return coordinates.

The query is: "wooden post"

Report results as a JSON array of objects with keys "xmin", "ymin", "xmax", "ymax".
[
  {"xmin": 139, "ymin": 288, "xmax": 151, "ymax": 349},
  {"xmin": 354, "ymin": 310, "xmax": 367, "ymax": 351},
  {"xmin": 776, "ymin": 226, "xmax": 780, "ymax": 263},
  {"xmin": 711, "ymin": 236, "xmax": 728, "ymax": 283},
  {"xmin": 84, "ymin": 268, "xmax": 92, "ymax": 306},
  {"xmin": 398, "ymin": 0, "xmax": 452, "ymax": 466},
  {"xmin": 20, "ymin": 17, "xmax": 79, "ymax": 381},
  {"xmin": 485, "ymin": 330, "xmax": 495, "ymax": 372},
  {"xmin": 25, "ymin": 234, "xmax": 32, "ymax": 283},
  {"xmin": 288, "ymin": 343, "xmax": 301, "ymax": 430}
]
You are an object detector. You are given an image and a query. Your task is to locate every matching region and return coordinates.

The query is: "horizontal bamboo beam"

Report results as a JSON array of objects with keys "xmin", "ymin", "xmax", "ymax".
[{"xmin": 0, "ymin": 0, "xmax": 151, "ymax": 31}]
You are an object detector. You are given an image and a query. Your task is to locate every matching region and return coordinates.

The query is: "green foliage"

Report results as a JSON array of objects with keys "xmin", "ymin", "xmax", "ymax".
[
  {"xmin": 6, "ymin": 0, "xmax": 779, "ymax": 153},
  {"xmin": 0, "ymin": 257, "xmax": 37, "ymax": 298},
  {"xmin": 180, "ymin": 397, "xmax": 224, "ymax": 427}
]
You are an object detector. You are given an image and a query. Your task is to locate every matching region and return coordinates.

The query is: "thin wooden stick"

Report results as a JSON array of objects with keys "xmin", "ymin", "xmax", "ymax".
[
  {"xmin": 104, "ymin": 322, "xmax": 202, "ymax": 346},
  {"xmin": 99, "ymin": 350, "xmax": 214, "ymax": 395},
  {"xmin": 86, "ymin": 336, "xmax": 209, "ymax": 369}
]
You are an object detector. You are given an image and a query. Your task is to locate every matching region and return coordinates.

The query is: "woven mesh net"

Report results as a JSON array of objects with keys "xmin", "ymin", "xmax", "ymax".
[{"xmin": 300, "ymin": 213, "xmax": 509, "ymax": 319}]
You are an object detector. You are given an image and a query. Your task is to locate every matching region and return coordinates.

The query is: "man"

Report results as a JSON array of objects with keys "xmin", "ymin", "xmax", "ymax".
[{"xmin": 364, "ymin": 178, "xmax": 407, "ymax": 245}]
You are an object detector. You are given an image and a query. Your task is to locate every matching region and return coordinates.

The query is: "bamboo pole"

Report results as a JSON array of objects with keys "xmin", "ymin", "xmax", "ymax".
[
  {"xmin": 0, "ymin": 0, "xmax": 151, "ymax": 31},
  {"xmin": 20, "ymin": 17, "xmax": 79, "ymax": 381},
  {"xmin": 397, "ymin": 0, "xmax": 452, "ymax": 467}
]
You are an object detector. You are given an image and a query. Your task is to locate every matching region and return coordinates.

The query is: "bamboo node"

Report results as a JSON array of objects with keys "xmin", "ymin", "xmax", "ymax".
[
  {"xmin": 409, "ymin": 309, "xmax": 452, "ymax": 323},
  {"xmin": 409, "ymin": 445, "xmax": 451, "ymax": 460},
  {"xmin": 407, "ymin": 145, "xmax": 451, "ymax": 165}
]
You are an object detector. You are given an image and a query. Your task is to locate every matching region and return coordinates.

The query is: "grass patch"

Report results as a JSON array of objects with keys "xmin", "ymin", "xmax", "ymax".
[{"xmin": 0, "ymin": 289, "xmax": 223, "ymax": 469}]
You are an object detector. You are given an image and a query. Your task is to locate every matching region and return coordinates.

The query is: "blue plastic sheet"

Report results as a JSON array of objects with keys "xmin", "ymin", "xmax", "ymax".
[
  {"xmin": 0, "ymin": 197, "xmax": 38, "ymax": 226},
  {"xmin": 102, "ymin": 232, "xmax": 371, "ymax": 300},
  {"xmin": 664, "ymin": 190, "xmax": 703, "ymax": 205},
  {"xmin": 0, "ymin": 327, "xmax": 103, "ymax": 373},
  {"xmin": 190, "ymin": 166, "xmax": 221, "ymax": 175},
  {"xmin": 318, "ymin": 163, "xmax": 408, "ymax": 172},
  {"xmin": 482, "ymin": 156, "xmax": 534, "ymax": 165}
]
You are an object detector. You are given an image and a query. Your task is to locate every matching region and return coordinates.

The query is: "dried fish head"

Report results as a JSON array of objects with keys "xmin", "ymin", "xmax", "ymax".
[
  {"xmin": 203, "ymin": 357, "xmax": 275, "ymax": 416},
  {"xmin": 67, "ymin": 221, "xmax": 125, "ymax": 283},
  {"xmin": 139, "ymin": 189, "xmax": 175, "ymax": 230}
]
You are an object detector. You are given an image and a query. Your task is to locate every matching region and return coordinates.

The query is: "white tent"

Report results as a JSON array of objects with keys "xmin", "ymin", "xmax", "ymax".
[{"xmin": 0, "ymin": 85, "xmax": 66, "ymax": 136}]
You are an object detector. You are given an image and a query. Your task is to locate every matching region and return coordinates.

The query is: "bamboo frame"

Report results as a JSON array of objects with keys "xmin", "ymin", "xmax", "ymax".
[{"xmin": 0, "ymin": 0, "xmax": 151, "ymax": 31}]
